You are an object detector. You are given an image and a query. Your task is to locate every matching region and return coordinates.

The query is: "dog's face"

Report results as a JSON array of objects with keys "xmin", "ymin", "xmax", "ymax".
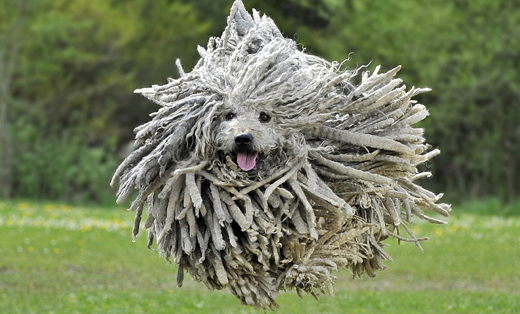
[{"xmin": 215, "ymin": 103, "xmax": 291, "ymax": 175}]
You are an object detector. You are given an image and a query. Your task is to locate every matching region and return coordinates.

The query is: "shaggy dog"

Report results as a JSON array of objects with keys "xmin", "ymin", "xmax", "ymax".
[{"xmin": 111, "ymin": 0, "xmax": 450, "ymax": 309}]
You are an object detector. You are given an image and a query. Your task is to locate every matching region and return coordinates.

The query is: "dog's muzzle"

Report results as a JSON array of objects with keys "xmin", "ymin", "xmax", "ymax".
[{"xmin": 234, "ymin": 133, "xmax": 258, "ymax": 172}]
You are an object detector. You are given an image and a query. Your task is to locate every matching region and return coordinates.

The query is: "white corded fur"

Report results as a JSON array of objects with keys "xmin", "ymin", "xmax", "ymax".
[{"xmin": 111, "ymin": 0, "xmax": 450, "ymax": 309}]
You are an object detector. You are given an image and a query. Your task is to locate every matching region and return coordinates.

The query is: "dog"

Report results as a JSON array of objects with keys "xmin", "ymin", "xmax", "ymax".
[{"xmin": 111, "ymin": 0, "xmax": 450, "ymax": 309}]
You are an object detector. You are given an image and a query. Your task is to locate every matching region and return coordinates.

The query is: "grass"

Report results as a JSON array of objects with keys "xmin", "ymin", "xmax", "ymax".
[{"xmin": 1, "ymin": 199, "xmax": 519, "ymax": 313}]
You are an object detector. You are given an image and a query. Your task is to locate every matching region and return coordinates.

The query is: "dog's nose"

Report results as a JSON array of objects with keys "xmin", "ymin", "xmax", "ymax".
[{"xmin": 234, "ymin": 133, "xmax": 253, "ymax": 150}]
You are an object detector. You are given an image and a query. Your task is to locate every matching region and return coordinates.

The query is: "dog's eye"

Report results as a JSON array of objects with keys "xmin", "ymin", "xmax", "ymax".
[
  {"xmin": 259, "ymin": 112, "xmax": 271, "ymax": 123},
  {"xmin": 226, "ymin": 112, "xmax": 236, "ymax": 120}
]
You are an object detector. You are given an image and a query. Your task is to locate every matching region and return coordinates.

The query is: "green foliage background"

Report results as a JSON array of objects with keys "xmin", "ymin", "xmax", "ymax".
[{"xmin": 1, "ymin": 0, "xmax": 519, "ymax": 205}]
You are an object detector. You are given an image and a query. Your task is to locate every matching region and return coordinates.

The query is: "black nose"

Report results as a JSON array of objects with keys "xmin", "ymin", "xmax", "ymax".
[{"xmin": 234, "ymin": 133, "xmax": 253, "ymax": 150}]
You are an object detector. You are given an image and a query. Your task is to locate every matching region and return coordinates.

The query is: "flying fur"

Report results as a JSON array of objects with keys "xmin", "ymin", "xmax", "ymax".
[{"xmin": 111, "ymin": 0, "xmax": 450, "ymax": 309}]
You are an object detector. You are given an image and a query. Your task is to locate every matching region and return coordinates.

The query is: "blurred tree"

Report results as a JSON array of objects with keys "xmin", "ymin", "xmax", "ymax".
[
  {"xmin": 0, "ymin": 0, "xmax": 26, "ymax": 197},
  {"xmin": 5, "ymin": 0, "xmax": 209, "ymax": 202},
  {"xmin": 186, "ymin": 0, "xmax": 520, "ymax": 202},
  {"xmin": 311, "ymin": 0, "xmax": 520, "ymax": 202},
  {"xmin": 183, "ymin": 0, "xmax": 344, "ymax": 55},
  {"xmin": 8, "ymin": 0, "xmax": 141, "ymax": 201},
  {"xmin": 3, "ymin": 0, "xmax": 519, "ymax": 204},
  {"xmin": 113, "ymin": 0, "xmax": 211, "ymax": 144}
]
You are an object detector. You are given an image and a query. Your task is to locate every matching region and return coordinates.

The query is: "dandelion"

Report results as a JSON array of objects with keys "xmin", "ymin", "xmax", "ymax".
[
  {"xmin": 449, "ymin": 225, "xmax": 459, "ymax": 233},
  {"xmin": 17, "ymin": 203, "xmax": 30, "ymax": 210},
  {"xmin": 27, "ymin": 247, "xmax": 34, "ymax": 253},
  {"xmin": 60, "ymin": 204, "xmax": 72, "ymax": 212},
  {"xmin": 53, "ymin": 248, "xmax": 60, "ymax": 254}
]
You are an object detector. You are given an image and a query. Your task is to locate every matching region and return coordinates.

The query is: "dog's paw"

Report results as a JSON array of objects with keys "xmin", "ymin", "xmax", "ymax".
[{"xmin": 278, "ymin": 262, "xmax": 337, "ymax": 297}]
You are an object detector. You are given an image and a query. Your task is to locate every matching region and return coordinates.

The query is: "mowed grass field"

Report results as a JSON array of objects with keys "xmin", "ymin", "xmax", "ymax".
[{"xmin": 1, "ymin": 200, "xmax": 519, "ymax": 314}]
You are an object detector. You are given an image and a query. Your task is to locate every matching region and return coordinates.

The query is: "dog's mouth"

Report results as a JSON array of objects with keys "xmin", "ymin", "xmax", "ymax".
[{"xmin": 235, "ymin": 151, "xmax": 259, "ymax": 172}]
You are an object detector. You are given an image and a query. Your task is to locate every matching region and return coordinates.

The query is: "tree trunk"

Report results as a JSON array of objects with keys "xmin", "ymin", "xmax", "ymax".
[
  {"xmin": 0, "ymin": 94, "xmax": 13, "ymax": 198},
  {"xmin": 0, "ymin": 0, "xmax": 25, "ymax": 198}
]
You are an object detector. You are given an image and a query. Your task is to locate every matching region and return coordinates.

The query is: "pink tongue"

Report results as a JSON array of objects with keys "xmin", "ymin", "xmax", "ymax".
[{"xmin": 237, "ymin": 152, "xmax": 258, "ymax": 171}]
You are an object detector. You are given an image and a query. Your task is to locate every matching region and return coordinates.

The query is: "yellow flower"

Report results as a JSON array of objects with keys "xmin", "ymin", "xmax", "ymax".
[
  {"xmin": 17, "ymin": 203, "xmax": 30, "ymax": 210},
  {"xmin": 54, "ymin": 248, "xmax": 60, "ymax": 254},
  {"xmin": 449, "ymin": 225, "xmax": 459, "ymax": 233},
  {"xmin": 28, "ymin": 247, "xmax": 35, "ymax": 253},
  {"xmin": 60, "ymin": 204, "xmax": 72, "ymax": 212}
]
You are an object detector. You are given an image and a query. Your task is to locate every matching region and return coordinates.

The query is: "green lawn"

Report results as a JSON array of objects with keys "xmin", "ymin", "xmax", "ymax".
[{"xmin": 1, "ymin": 200, "xmax": 519, "ymax": 314}]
